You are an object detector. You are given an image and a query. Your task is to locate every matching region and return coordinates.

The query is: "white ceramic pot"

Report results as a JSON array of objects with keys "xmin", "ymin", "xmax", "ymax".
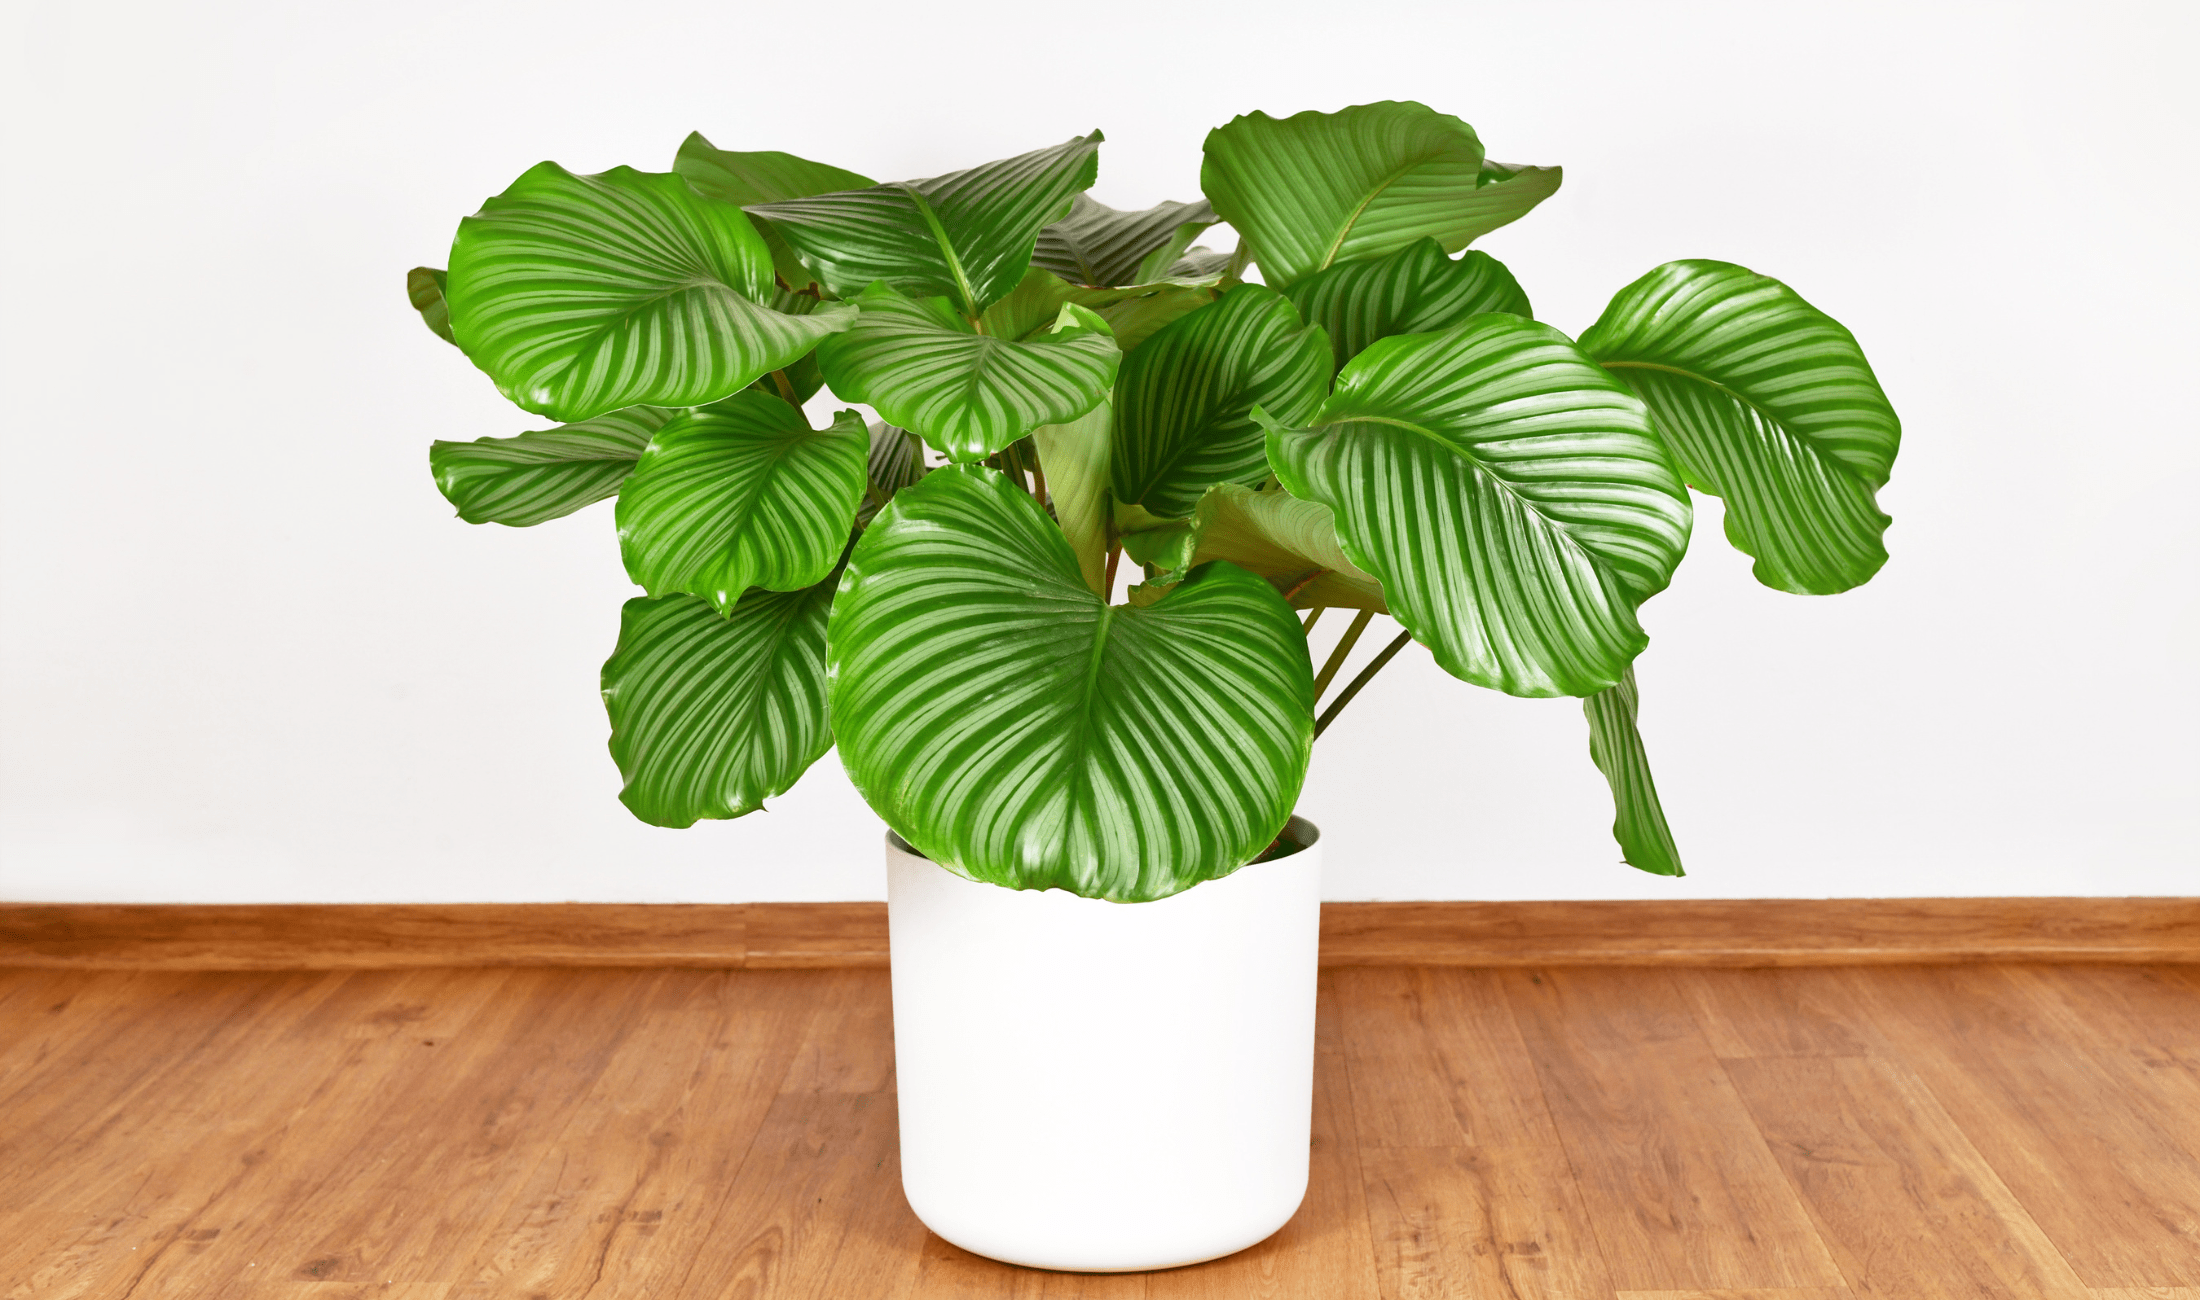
[{"xmin": 885, "ymin": 818, "xmax": 1322, "ymax": 1273}]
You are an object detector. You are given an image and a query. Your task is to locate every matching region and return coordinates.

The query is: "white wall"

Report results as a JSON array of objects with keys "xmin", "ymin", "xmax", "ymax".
[{"xmin": 2, "ymin": 0, "xmax": 2192, "ymax": 903}]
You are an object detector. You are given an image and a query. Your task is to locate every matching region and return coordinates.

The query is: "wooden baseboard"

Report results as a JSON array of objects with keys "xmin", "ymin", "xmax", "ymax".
[{"xmin": 1, "ymin": 898, "xmax": 2193, "ymax": 971}]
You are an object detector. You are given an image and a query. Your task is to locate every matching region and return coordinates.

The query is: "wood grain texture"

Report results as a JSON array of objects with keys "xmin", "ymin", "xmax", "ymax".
[
  {"xmin": 5, "ymin": 897, "xmax": 2194, "ymax": 970},
  {"xmin": 4, "ymin": 963, "xmax": 2198, "ymax": 1297}
]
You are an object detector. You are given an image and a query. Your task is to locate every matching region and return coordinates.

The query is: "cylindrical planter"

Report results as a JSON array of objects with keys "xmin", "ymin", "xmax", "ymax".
[{"xmin": 886, "ymin": 818, "xmax": 1322, "ymax": 1273}]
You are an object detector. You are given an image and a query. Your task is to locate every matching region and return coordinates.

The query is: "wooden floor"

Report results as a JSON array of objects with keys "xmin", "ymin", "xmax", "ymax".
[{"xmin": 2, "ymin": 964, "xmax": 2197, "ymax": 1298}]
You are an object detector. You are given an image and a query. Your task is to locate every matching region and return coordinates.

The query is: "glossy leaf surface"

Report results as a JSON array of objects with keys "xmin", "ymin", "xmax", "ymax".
[
  {"xmin": 1580, "ymin": 260, "xmax": 1900, "ymax": 594},
  {"xmin": 603, "ymin": 584, "xmax": 833, "ymax": 827},
  {"xmin": 829, "ymin": 466, "xmax": 1313, "ymax": 902},
  {"xmin": 747, "ymin": 133, "xmax": 1101, "ymax": 318},
  {"xmin": 407, "ymin": 267, "xmax": 454, "ymax": 343},
  {"xmin": 861, "ymin": 421, "xmax": 929, "ymax": 525},
  {"xmin": 446, "ymin": 163, "xmax": 854, "ymax": 421},
  {"xmin": 673, "ymin": 133, "xmax": 875, "ymax": 294},
  {"xmin": 1583, "ymin": 666, "xmax": 1683, "ymax": 875},
  {"xmin": 1138, "ymin": 483, "xmax": 1386, "ymax": 612},
  {"xmin": 1261, "ymin": 315, "xmax": 1691, "ymax": 698},
  {"xmin": 1201, "ymin": 101, "xmax": 1559, "ymax": 290},
  {"xmin": 615, "ymin": 391, "xmax": 868, "ymax": 612},
  {"xmin": 1111, "ymin": 285, "xmax": 1329, "ymax": 517},
  {"xmin": 1285, "ymin": 238, "xmax": 1531, "ymax": 374},
  {"xmin": 430, "ymin": 405, "xmax": 674, "ymax": 527},
  {"xmin": 1031, "ymin": 401, "xmax": 1112, "ymax": 594},
  {"xmin": 816, "ymin": 283, "xmax": 1119, "ymax": 461},
  {"xmin": 1032, "ymin": 194, "xmax": 1216, "ymax": 288}
]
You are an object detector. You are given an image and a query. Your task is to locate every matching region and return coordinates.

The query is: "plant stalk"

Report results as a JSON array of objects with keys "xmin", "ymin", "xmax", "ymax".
[
  {"xmin": 1301, "ymin": 606, "xmax": 1326, "ymax": 637},
  {"xmin": 1310, "ymin": 609, "xmax": 1374, "ymax": 701},
  {"xmin": 1314, "ymin": 630, "xmax": 1412, "ymax": 739},
  {"xmin": 1102, "ymin": 544, "xmax": 1122, "ymax": 602},
  {"xmin": 1030, "ymin": 463, "xmax": 1047, "ymax": 508}
]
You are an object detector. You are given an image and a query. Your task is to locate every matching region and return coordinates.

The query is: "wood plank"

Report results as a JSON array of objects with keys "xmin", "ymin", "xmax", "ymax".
[
  {"xmin": 1669, "ymin": 968, "xmax": 1877, "ymax": 1060},
  {"xmin": 6, "ymin": 898, "xmax": 2194, "ymax": 972},
  {"xmin": 1614, "ymin": 1291, "xmax": 1855, "ymax": 1299},
  {"xmin": 2091, "ymin": 1291, "xmax": 2200, "ymax": 1299},
  {"xmin": 1503, "ymin": 968, "xmax": 1845, "ymax": 1293}
]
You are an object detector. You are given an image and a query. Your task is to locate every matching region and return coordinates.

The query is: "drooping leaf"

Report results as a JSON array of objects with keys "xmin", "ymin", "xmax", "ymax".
[
  {"xmin": 1083, "ymin": 283, "xmax": 1220, "ymax": 352},
  {"xmin": 1285, "ymin": 237, "xmax": 1532, "ymax": 373},
  {"xmin": 1111, "ymin": 285, "xmax": 1330, "ymax": 517},
  {"xmin": 1259, "ymin": 314, "xmax": 1691, "ymax": 698},
  {"xmin": 407, "ymin": 266, "xmax": 455, "ymax": 344},
  {"xmin": 429, "ymin": 405, "xmax": 675, "ymax": 527},
  {"xmin": 614, "ymin": 390, "xmax": 868, "ymax": 613},
  {"xmin": 862, "ymin": 421, "xmax": 930, "ymax": 525},
  {"xmin": 815, "ymin": 282, "xmax": 1119, "ymax": 462},
  {"xmin": 742, "ymin": 288, "xmax": 830, "ymax": 403},
  {"xmin": 1031, "ymin": 194, "xmax": 1216, "ymax": 288},
  {"xmin": 977, "ymin": 265, "xmax": 1222, "ymax": 352},
  {"xmin": 602, "ymin": 584, "xmax": 833, "ymax": 827},
  {"xmin": 1031, "ymin": 400, "xmax": 1112, "ymax": 594},
  {"xmin": 829, "ymin": 465, "xmax": 1313, "ymax": 902},
  {"xmin": 1138, "ymin": 483, "xmax": 1386, "ymax": 612},
  {"xmin": 1200, "ymin": 101, "xmax": 1560, "ymax": 290},
  {"xmin": 446, "ymin": 163, "xmax": 855, "ymax": 422},
  {"xmin": 746, "ymin": 133, "xmax": 1102, "ymax": 318},
  {"xmin": 673, "ymin": 133, "xmax": 876, "ymax": 295},
  {"xmin": 1579, "ymin": 260, "xmax": 1900, "ymax": 595},
  {"xmin": 1160, "ymin": 247, "xmax": 1234, "ymax": 283},
  {"xmin": 1582, "ymin": 665, "xmax": 1683, "ymax": 876}
]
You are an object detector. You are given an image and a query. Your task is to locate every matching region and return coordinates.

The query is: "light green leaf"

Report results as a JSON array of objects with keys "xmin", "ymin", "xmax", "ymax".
[
  {"xmin": 1583, "ymin": 665, "xmax": 1683, "ymax": 876},
  {"xmin": 429, "ymin": 405, "xmax": 674, "ymax": 527},
  {"xmin": 1579, "ymin": 260, "xmax": 1901, "ymax": 595},
  {"xmin": 674, "ymin": 133, "xmax": 876, "ymax": 295},
  {"xmin": 615, "ymin": 390, "xmax": 868, "ymax": 613},
  {"xmin": 1084, "ymin": 283, "xmax": 1221, "ymax": 352},
  {"xmin": 816, "ymin": 283, "xmax": 1119, "ymax": 462},
  {"xmin": 981, "ymin": 265, "xmax": 1221, "ymax": 352},
  {"xmin": 1032, "ymin": 400, "xmax": 1112, "ymax": 595},
  {"xmin": 1032, "ymin": 194, "xmax": 1216, "ymax": 288},
  {"xmin": 1200, "ymin": 101, "xmax": 1560, "ymax": 290},
  {"xmin": 407, "ymin": 266, "xmax": 454, "ymax": 344},
  {"xmin": 1142, "ymin": 483, "xmax": 1386, "ymax": 612},
  {"xmin": 1259, "ymin": 314, "xmax": 1691, "ymax": 698},
  {"xmin": 602, "ymin": 584, "xmax": 834, "ymax": 827},
  {"xmin": 446, "ymin": 163, "xmax": 855, "ymax": 422},
  {"xmin": 1285, "ymin": 237, "xmax": 1531, "ymax": 374},
  {"xmin": 747, "ymin": 133, "xmax": 1102, "ymax": 318},
  {"xmin": 1111, "ymin": 285, "xmax": 1329, "ymax": 517},
  {"xmin": 829, "ymin": 465, "xmax": 1314, "ymax": 902}
]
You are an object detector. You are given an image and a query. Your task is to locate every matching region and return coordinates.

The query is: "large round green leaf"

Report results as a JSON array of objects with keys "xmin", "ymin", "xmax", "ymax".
[
  {"xmin": 746, "ymin": 133, "xmax": 1102, "ymax": 318},
  {"xmin": 602, "ymin": 584, "xmax": 834, "ymax": 827},
  {"xmin": 1031, "ymin": 194, "xmax": 1216, "ymax": 288},
  {"xmin": 1259, "ymin": 315, "xmax": 1692, "ymax": 698},
  {"xmin": 614, "ymin": 391, "xmax": 868, "ymax": 613},
  {"xmin": 828, "ymin": 465, "xmax": 1314, "ymax": 902},
  {"xmin": 673, "ymin": 133, "xmax": 876, "ymax": 295},
  {"xmin": 1582, "ymin": 666, "xmax": 1683, "ymax": 876},
  {"xmin": 1110, "ymin": 285, "xmax": 1330, "ymax": 517},
  {"xmin": 1285, "ymin": 238, "xmax": 1531, "ymax": 374},
  {"xmin": 816, "ymin": 283, "xmax": 1119, "ymax": 462},
  {"xmin": 430, "ymin": 405, "xmax": 674, "ymax": 528},
  {"xmin": 1200, "ymin": 101, "xmax": 1561, "ymax": 290},
  {"xmin": 446, "ymin": 163, "xmax": 855, "ymax": 422},
  {"xmin": 1579, "ymin": 260, "xmax": 1901, "ymax": 595}
]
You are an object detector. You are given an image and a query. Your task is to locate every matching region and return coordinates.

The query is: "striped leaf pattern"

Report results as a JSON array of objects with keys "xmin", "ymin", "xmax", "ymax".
[
  {"xmin": 1200, "ymin": 102, "xmax": 1560, "ymax": 290},
  {"xmin": 407, "ymin": 267, "xmax": 454, "ymax": 344},
  {"xmin": 602, "ymin": 584, "xmax": 834, "ymax": 827},
  {"xmin": 1111, "ymin": 285, "xmax": 1330, "ymax": 517},
  {"xmin": 673, "ymin": 133, "xmax": 876, "ymax": 295},
  {"xmin": 1285, "ymin": 238, "xmax": 1532, "ymax": 374},
  {"xmin": 430, "ymin": 405, "xmax": 674, "ymax": 527},
  {"xmin": 816, "ymin": 283, "xmax": 1119, "ymax": 462},
  {"xmin": 1031, "ymin": 401, "xmax": 1113, "ymax": 594},
  {"xmin": 829, "ymin": 466, "xmax": 1314, "ymax": 902},
  {"xmin": 1582, "ymin": 666, "xmax": 1684, "ymax": 876},
  {"xmin": 977, "ymin": 265, "xmax": 1222, "ymax": 352},
  {"xmin": 1150, "ymin": 483, "xmax": 1387, "ymax": 613},
  {"xmin": 1580, "ymin": 260, "xmax": 1901, "ymax": 594},
  {"xmin": 1260, "ymin": 315, "xmax": 1692, "ymax": 698},
  {"xmin": 1032, "ymin": 194, "xmax": 1216, "ymax": 288},
  {"xmin": 860, "ymin": 421, "xmax": 930, "ymax": 526},
  {"xmin": 446, "ymin": 163, "xmax": 855, "ymax": 422},
  {"xmin": 746, "ymin": 133, "xmax": 1102, "ymax": 318},
  {"xmin": 615, "ymin": 391, "xmax": 868, "ymax": 613}
]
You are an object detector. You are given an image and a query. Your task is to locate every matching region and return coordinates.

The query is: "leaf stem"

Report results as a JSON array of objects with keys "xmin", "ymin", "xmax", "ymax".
[
  {"xmin": 1030, "ymin": 462, "xmax": 1048, "ymax": 508},
  {"xmin": 1311, "ymin": 609, "xmax": 1374, "ymax": 701},
  {"xmin": 1280, "ymin": 569, "xmax": 1326, "ymax": 603},
  {"xmin": 1102, "ymin": 544, "xmax": 1122, "ymax": 602},
  {"xmin": 1301, "ymin": 606, "xmax": 1326, "ymax": 637},
  {"xmin": 1315, "ymin": 630, "xmax": 1411, "ymax": 739},
  {"xmin": 769, "ymin": 370, "xmax": 799, "ymax": 405}
]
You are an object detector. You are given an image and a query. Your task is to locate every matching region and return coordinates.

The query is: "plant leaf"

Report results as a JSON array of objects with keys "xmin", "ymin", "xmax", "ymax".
[
  {"xmin": 602, "ymin": 584, "xmax": 833, "ymax": 827},
  {"xmin": 741, "ymin": 288, "xmax": 830, "ymax": 404},
  {"xmin": 1084, "ymin": 283, "xmax": 1221, "ymax": 352},
  {"xmin": 615, "ymin": 390, "xmax": 868, "ymax": 613},
  {"xmin": 1259, "ymin": 315, "xmax": 1691, "ymax": 698},
  {"xmin": 746, "ymin": 133, "xmax": 1102, "ymax": 319},
  {"xmin": 1200, "ymin": 101, "xmax": 1560, "ymax": 290},
  {"xmin": 407, "ymin": 267, "xmax": 455, "ymax": 344},
  {"xmin": 829, "ymin": 465, "xmax": 1313, "ymax": 902},
  {"xmin": 430, "ymin": 405, "xmax": 675, "ymax": 527},
  {"xmin": 446, "ymin": 163, "xmax": 855, "ymax": 422},
  {"xmin": 816, "ymin": 283, "xmax": 1119, "ymax": 462},
  {"xmin": 1583, "ymin": 665, "xmax": 1683, "ymax": 876},
  {"xmin": 1031, "ymin": 194, "xmax": 1216, "ymax": 288},
  {"xmin": 1111, "ymin": 285, "xmax": 1329, "ymax": 517},
  {"xmin": 1285, "ymin": 237, "xmax": 1532, "ymax": 374},
  {"xmin": 673, "ymin": 133, "xmax": 876, "ymax": 295},
  {"xmin": 1579, "ymin": 260, "xmax": 1900, "ymax": 595},
  {"xmin": 1142, "ymin": 483, "xmax": 1386, "ymax": 612},
  {"xmin": 1031, "ymin": 401, "xmax": 1112, "ymax": 595}
]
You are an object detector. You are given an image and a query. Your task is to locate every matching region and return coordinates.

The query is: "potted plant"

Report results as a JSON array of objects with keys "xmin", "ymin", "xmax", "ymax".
[{"xmin": 409, "ymin": 100, "xmax": 1900, "ymax": 1272}]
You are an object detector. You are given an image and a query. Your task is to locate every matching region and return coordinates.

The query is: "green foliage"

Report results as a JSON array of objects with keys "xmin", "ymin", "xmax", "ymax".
[
  {"xmin": 1285, "ymin": 239, "xmax": 1531, "ymax": 374},
  {"xmin": 431, "ymin": 405, "xmax": 674, "ymax": 527},
  {"xmin": 1032, "ymin": 194, "xmax": 1216, "ymax": 288},
  {"xmin": 407, "ymin": 267, "xmax": 454, "ymax": 343},
  {"xmin": 1137, "ymin": 483, "xmax": 1386, "ymax": 613},
  {"xmin": 1583, "ymin": 666, "xmax": 1684, "ymax": 876},
  {"xmin": 673, "ymin": 134, "xmax": 876, "ymax": 295}
]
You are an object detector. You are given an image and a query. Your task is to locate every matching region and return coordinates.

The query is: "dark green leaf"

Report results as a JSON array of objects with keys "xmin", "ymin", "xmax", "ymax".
[
  {"xmin": 861, "ymin": 421, "xmax": 929, "ymax": 525},
  {"xmin": 1579, "ymin": 260, "xmax": 1900, "ymax": 595},
  {"xmin": 429, "ymin": 405, "xmax": 674, "ymax": 527},
  {"xmin": 1285, "ymin": 237, "xmax": 1531, "ymax": 374},
  {"xmin": 1032, "ymin": 193, "xmax": 1216, "ymax": 288},
  {"xmin": 1583, "ymin": 665, "xmax": 1684, "ymax": 876},
  {"xmin": 407, "ymin": 266, "xmax": 454, "ymax": 344},
  {"xmin": 674, "ymin": 133, "xmax": 877, "ymax": 295},
  {"xmin": 829, "ymin": 465, "xmax": 1314, "ymax": 902}
]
